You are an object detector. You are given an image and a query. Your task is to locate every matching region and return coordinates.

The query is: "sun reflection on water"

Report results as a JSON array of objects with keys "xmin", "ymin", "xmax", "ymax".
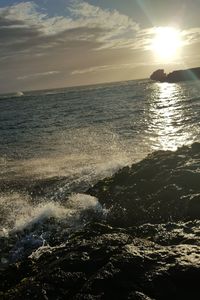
[{"xmin": 148, "ymin": 82, "xmax": 191, "ymax": 151}]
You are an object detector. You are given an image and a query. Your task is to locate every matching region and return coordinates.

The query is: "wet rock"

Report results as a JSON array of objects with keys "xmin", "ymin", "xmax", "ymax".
[
  {"xmin": 1, "ymin": 144, "xmax": 200, "ymax": 299},
  {"xmin": 1, "ymin": 222, "xmax": 200, "ymax": 299},
  {"xmin": 88, "ymin": 143, "xmax": 200, "ymax": 226}
]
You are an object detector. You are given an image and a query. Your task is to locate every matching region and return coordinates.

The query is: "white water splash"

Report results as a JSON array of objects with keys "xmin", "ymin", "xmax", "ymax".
[
  {"xmin": 0, "ymin": 192, "xmax": 107, "ymax": 263},
  {"xmin": 0, "ymin": 192, "xmax": 106, "ymax": 237}
]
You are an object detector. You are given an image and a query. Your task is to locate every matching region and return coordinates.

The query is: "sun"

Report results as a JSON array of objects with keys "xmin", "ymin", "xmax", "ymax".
[{"xmin": 151, "ymin": 27, "xmax": 182, "ymax": 61}]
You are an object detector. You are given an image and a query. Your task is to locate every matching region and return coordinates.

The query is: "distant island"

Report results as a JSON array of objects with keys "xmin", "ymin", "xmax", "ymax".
[{"xmin": 150, "ymin": 67, "xmax": 200, "ymax": 83}]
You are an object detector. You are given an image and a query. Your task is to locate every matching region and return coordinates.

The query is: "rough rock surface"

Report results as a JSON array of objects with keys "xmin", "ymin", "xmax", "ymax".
[
  {"xmin": 1, "ymin": 222, "xmax": 200, "ymax": 300},
  {"xmin": 88, "ymin": 143, "xmax": 200, "ymax": 226},
  {"xmin": 1, "ymin": 143, "xmax": 200, "ymax": 299}
]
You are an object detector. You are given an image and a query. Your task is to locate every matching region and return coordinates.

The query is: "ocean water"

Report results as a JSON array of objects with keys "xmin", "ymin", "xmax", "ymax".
[{"xmin": 0, "ymin": 79, "xmax": 200, "ymax": 263}]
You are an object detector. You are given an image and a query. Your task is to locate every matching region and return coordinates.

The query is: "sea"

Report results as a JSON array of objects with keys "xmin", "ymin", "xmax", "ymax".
[{"xmin": 0, "ymin": 79, "xmax": 200, "ymax": 263}]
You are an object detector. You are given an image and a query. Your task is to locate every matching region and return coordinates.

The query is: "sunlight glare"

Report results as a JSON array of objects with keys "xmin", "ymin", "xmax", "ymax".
[
  {"xmin": 151, "ymin": 27, "xmax": 182, "ymax": 61},
  {"xmin": 149, "ymin": 82, "xmax": 191, "ymax": 151}
]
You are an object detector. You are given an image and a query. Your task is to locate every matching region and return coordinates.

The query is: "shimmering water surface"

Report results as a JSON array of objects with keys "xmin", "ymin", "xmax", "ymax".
[
  {"xmin": 1, "ymin": 79, "xmax": 199, "ymax": 180},
  {"xmin": 0, "ymin": 79, "xmax": 200, "ymax": 240}
]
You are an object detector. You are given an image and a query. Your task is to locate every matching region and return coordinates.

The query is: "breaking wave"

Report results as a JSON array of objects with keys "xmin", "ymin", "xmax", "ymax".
[{"xmin": 0, "ymin": 192, "xmax": 107, "ymax": 264}]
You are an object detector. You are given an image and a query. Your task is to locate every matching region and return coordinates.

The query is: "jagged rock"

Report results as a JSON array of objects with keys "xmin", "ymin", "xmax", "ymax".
[
  {"xmin": 150, "ymin": 69, "xmax": 166, "ymax": 82},
  {"xmin": 88, "ymin": 143, "xmax": 200, "ymax": 226},
  {"xmin": 150, "ymin": 67, "xmax": 200, "ymax": 83},
  {"xmin": 1, "ymin": 143, "xmax": 200, "ymax": 299},
  {"xmin": 1, "ymin": 222, "xmax": 200, "ymax": 299}
]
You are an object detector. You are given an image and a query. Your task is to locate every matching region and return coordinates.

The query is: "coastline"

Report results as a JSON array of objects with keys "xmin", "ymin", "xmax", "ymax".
[{"xmin": 1, "ymin": 143, "xmax": 200, "ymax": 299}]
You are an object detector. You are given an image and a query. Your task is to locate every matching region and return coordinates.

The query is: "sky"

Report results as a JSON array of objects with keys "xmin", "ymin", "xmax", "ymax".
[{"xmin": 0, "ymin": 0, "xmax": 200, "ymax": 93}]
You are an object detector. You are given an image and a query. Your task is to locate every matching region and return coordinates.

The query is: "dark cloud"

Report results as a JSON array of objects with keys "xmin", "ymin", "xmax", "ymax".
[
  {"xmin": 0, "ymin": 11, "xmax": 107, "ymax": 60},
  {"xmin": 0, "ymin": 16, "xmax": 24, "ymax": 27},
  {"xmin": 0, "ymin": 25, "xmax": 40, "ymax": 43}
]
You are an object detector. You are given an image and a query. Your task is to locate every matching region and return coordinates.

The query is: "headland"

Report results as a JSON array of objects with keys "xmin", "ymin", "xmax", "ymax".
[{"xmin": 150, "ymin": 67, "xmax": 200, "ymax": 83}]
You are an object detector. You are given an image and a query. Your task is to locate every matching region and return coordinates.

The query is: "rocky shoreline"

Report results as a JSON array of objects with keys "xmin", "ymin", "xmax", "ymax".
[{"xmin": 1, "ymin": 143, "xmax": 200, "ymax": 299}]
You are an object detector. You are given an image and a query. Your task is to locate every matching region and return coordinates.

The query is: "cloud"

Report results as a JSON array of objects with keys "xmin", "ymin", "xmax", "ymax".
[
  {"xmin": 182, "ymin": 28, "xmax": 200, "ymax": 45},
  {"xmin": 72, "ymin": 64, "xmax": 129, "ymax": 75},
  {"xmin": 17, "ymin": 71, "xmax": 60, "ymax": 80},
  {"xmin": 69, "ymin": 1, "xmax": 139, "ymax": 32},
  {"xmin": 1, "ymin": 1, "xmax": 200, "ymax": 57},
  {"xmin": 0, "ymin": 0, "xmax": 139, "ymax": 57},
  {"xmin": 1, "ymin": 0, "xmax": 200, "ymax": 93},
  {"xmin": 3, "ymin": 1, "xmax": 198, "ymax": 61},
  {"xmin": 0, "ymin": 1, "xmax": 141, "ymax": 91},
  {"xmin": 71, "ymin": 62, "xmax": 155, "ymax": 75}
]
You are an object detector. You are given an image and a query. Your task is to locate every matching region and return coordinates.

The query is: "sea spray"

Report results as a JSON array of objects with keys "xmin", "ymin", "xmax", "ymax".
[
  {"xmin": 0, "ymin": 192, "xmax": 107, "ymax": 264},
  {"xmin": 1, "ymin": 80, "xmax": 200, "ymax": 298}
]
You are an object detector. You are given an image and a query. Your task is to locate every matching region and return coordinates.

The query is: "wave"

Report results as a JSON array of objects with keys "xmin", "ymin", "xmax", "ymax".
[
  {"xmin": 16, "ymin": 91, "xmax": 24, "ymax": 97},
  {"xmin": 0, "ymin": 192, "xmax": 106, "ymax": 235},
  {"xmin": 0, "ymin": 192, "xmax": 107, "ymax": 264},
  {"xmin": 1, "ymin": 142, "xmax": 200, "ymax": 266}
]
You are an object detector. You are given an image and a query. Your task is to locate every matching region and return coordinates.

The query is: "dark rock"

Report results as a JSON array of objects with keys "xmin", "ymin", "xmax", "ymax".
[
  {"xmin": 150, "ymin": 69, "xmax": 166, "ymax": 82},
  {"xmin": 187, "ymin": 194, "xmax": 200, "ymax": 218},
  {"xmin": 1, "ymin": 222, "xmax": 200, "ymax": 299},
  {"xmin": 1, "ymin": 143, "xmax": 200, "ymax": 299},
  {"xmin": 167, "ymin": 67, "xmax": 200, "ymax": 82},
  {"xmin": 88, "ymin": 143, "xmax": 200, "ymax": 226},
  {"xmin": 150, "ymin": 67, "xmax": 200, "ymax": 83}
]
